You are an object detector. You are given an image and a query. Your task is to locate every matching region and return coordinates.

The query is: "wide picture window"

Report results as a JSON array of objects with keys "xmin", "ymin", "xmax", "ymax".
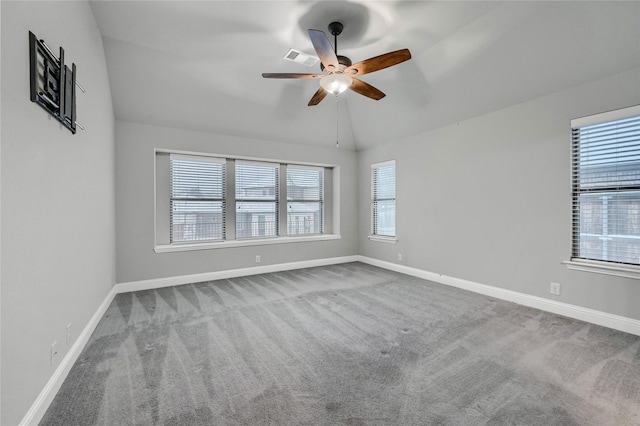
[
  {"xmin": 571, "ymin": 105, "xmax": 640, "ymax": 266},
  {"xmin": 159, "ymin": 152, "xmax": 334, "ymax": 251}
]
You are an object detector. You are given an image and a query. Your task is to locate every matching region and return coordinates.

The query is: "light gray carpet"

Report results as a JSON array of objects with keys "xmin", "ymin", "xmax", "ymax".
[{"xmin": 41, "ymin": 262, "xmax": 640, "ymax": 425}]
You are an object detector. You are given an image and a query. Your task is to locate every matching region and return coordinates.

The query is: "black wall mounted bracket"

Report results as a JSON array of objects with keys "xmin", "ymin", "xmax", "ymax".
[{"xmin": 29, "ymin": 31, "xmax": 84, "ymax": 134}]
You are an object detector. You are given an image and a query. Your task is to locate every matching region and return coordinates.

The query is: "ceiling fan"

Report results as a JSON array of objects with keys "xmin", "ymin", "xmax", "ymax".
[{"xmin": 262, "ymin": 22, "xmax": 412, "ymax": 106}]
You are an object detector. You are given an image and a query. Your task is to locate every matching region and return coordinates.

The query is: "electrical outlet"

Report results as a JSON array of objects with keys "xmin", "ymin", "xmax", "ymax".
[
  {"xmin": 66, "ymin": 323, "xmax": 72, "ymax": 346},
  {"xmin": 255, "ymin": 255, "xmax": 261, "ymax": 263},
  {"xmin": 550, "ymin": 282, "xmax": 561, "ymax": 296},
  {"xmin": 51, "ymin": 341, "xmax": 58, "ymax": 366},
  {"xmin": 398, "ymin": 253, "xmax": 403, "ymax": 262}
]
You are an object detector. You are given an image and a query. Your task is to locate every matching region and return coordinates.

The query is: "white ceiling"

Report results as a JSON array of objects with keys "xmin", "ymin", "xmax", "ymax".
[{"xmin": 90, "ymin": 1, "xmax": 640, "ymax": 151}]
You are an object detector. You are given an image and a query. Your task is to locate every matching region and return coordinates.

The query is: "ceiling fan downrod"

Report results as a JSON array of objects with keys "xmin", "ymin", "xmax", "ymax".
[
  {"xmin": 328, "ymin": 21, "xmax": 343, "ymax": 55},
  {"xmin": 320, "ymin": 22, "xmax": 352, "ymax": 73}
]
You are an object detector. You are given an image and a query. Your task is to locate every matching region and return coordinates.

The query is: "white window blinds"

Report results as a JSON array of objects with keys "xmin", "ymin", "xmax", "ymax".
[
  {"xmin": 372, "ymin": 161, "xmax": 396, "ymax": 237},
  {"xmin": 170, "ymin": 155, "xmax": 225, "ymax": 243},
  {"xmin": 287, "ymin": 166, "xmax": 323, "ymax": 235},
  {"xmin": 236, "ymin": 161, "xmax": 279, "ymax": 238},
  {"xmin": 571, "ymin": 105, "xmax": 640, "ymax": 265}
]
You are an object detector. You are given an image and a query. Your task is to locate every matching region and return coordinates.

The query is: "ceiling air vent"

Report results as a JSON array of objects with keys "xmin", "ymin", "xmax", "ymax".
[{"xmin": 283, "ymin": 48, "xmax": 319, "ymax": 67}]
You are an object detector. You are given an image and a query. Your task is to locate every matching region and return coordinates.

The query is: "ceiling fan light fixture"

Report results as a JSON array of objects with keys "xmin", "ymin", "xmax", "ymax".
[{"xmin": 320, "ymin": 73, "xmax": 352, "ymax": 95}]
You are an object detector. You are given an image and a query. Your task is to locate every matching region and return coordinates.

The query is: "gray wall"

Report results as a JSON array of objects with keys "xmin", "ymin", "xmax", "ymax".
[
  {"xmin": 0, "ymin": 1, "xmax": 116, "ymax": 424},
  {"xmin": 115, "ymin": 121, "xmax": 358, "ymax": 283},
  {"xmin": 358, "ymin": 68, "xmax": 640, "ymax": 321}
]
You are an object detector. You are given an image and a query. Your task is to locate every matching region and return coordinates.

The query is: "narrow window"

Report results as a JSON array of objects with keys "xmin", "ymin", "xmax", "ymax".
[
  {"xmin": 287, "ymin": 166, "xmax": 323, "ymax": 235},
  {"xmin": 170, "ymin": 154, "xmax": 225, "ymax": 243},
  {"xmin": 372, "ymin": 161, "xmax": 396, "ymax": 237},
  {"xmin": 571, "ymin": 105, "xmax": 640, "ymax": 265},
  {"xmin": 235, "ymin": 161, "xmax": 279, "ymax": 238}
]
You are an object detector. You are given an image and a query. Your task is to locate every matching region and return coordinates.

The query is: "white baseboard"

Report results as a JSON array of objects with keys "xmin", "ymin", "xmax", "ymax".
[
  {"xmin": 21, "ymin": 254, "xmax": 639, "ymax": 425},
  {"xmin": 357, "ymin": 256, "xmax": 640, "ymax": 336},
  {"xmin": 20, "ymin": 287, "xmax": 118, "ymax": 426},
  {"xmin": 114, "ymin": 255, "xmax": 361, "ymax": 294}
]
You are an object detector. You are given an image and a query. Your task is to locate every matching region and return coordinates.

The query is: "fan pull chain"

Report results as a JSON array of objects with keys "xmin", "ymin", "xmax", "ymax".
[{"xmin": 335, "ymin": 94, "xmax": 340, "ymax": 148}]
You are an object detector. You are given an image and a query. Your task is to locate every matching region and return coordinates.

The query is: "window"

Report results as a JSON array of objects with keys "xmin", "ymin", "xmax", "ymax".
[
  {"xmin": 371, "ymin": 160, "xmax": 396, "ymax": 238},
  {"xmin": 571, "ymin": 105, "xmax": 640, "ymax": 266},
  {"xmin": 158, "ymin": 151, "xmax": 336, "ymax": 251},
  {"xmin": 287, "ymin": 166, "xmax": 323, "ymax": 235},
  {"xmin": 236, "ymin": 161, "xmax": 279, "ymax": 239},
  {"xmin": 170, "ymin": 154, "xmax": 225, "ymax": 243}
]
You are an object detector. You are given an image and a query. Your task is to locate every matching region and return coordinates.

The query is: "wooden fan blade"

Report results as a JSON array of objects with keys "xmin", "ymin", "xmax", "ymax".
[
  {"xmin": 308, "ymin": 29, "xmax": 339, "ymax": 72},
  {"xmin": 308, "ymin": 87, "xmax": 328, "ymax": 106},
  {"xmin": 349, "ymin": 78, "xmax": 386, "ymax": 100},
  {"xmin": 262, "ymin": 73, "xmax": 324, "ymax": 79},
  {"xmin": 344, "ymin": 49, "xmax": 411, "ymax": 77}
]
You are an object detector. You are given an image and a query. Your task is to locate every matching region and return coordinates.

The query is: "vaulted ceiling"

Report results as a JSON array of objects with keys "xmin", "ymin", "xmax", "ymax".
[{"xmin": 90, "ymin": 1, "xmax": 640, "ymax": 151}]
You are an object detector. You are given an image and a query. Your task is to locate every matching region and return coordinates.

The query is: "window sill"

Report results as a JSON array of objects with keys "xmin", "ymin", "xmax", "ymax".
[
  {"xmin": 368, "ymin": 235, "xmax": 398, "ymax": 244},
  {"xmin": 563, "ymin": 259, "xmax": 640, "ymax": 280},
  {"xmin": 154, "ymin": 234, "xmax": 341, "ymax": 253}
]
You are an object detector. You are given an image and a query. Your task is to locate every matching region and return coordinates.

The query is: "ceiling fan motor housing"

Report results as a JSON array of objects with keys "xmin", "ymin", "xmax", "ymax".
[{"xmin": 320, "ymin": 55, "xmax": 352, "ymax": 73}]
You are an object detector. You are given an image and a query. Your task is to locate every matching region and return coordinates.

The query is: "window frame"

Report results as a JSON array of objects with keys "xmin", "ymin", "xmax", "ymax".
[
  {"xmin": 154, "ymin": 149, "xmax": 339, "ymax": 252},
  {"xmin": 235, "ymin": 160, "xmax": 280, "ymax": 240},
  {"xmin": 565, "ymin": 105, "xmax": 640, "ymax": 279},
  {"xmin": 369, "ymin": 160, "xmax": 397, "ymax": 243},
  {"xmin": 286, "ymin": 165, "xmax": 324, "ymax": 236},
  {"xmin": 169, "ymin": 154, "xmax": 226, "ymax": 244}
]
